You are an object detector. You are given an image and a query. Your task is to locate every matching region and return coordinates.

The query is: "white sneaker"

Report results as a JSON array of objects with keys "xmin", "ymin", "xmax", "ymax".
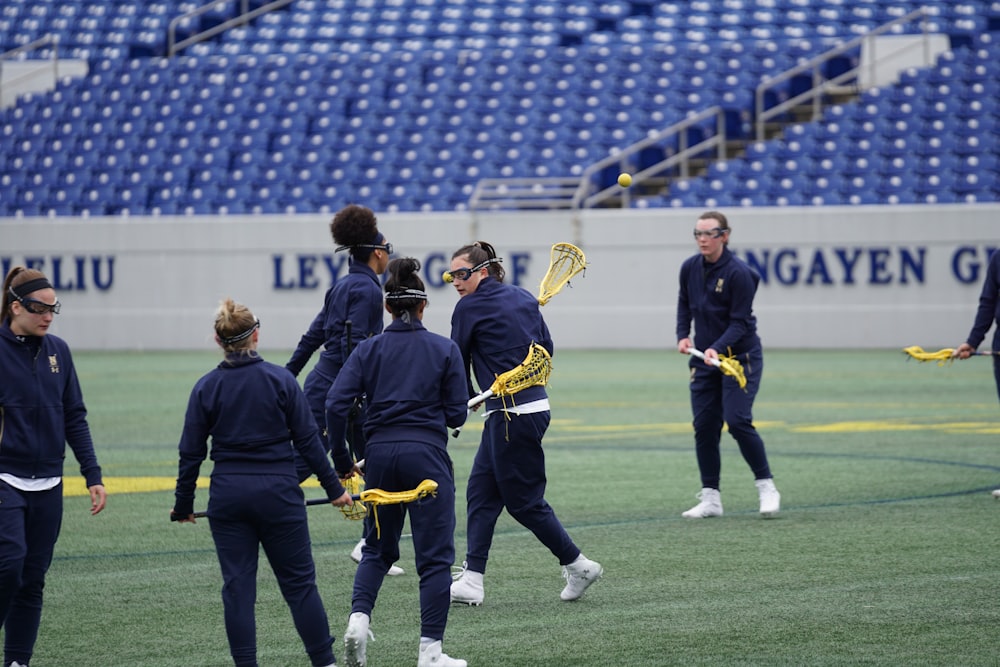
[
  {"xmin": 560, "ymin": 554, "xmax": 603, "ymax": 601},
  {"xmin": 681, "ymin": 488, "xmax": 723, "ymax": 518},
  {"xmin": 343, "ymin": 612, "xmax": 372, "ymax": 667},
  {"xmin": 10, "ymin": 662, "xmax": 28, "ymax": 667},
  {"xmin": 992, "ymin": 489, "xmax": 1000, "ymax": 498},
  {"xmin": 417, "ymin": 640, "xmax": 467, "ymax": 667},
  {"xmin": 756, "ymin": 478, "xmax": 781, "ymax": 516},
  {"xmin": 351, "ymin": 538, "xmax": 405, "ymax": 576},
  {"xmin": 450, "ymin": 561, "xmax": 484, "ymax": 606}
]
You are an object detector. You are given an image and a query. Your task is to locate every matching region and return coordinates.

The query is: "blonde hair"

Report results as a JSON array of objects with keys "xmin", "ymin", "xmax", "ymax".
[{"xmin": 214, "ymin": 298, "xmax": 258, "ymax": 354}]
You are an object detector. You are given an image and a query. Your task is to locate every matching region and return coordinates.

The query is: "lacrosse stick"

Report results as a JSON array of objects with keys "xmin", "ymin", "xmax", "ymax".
[
  {"xmin": 172, "ymin": 478, "xmax": 438, "ymax": 526},
  {"xmin": 902, "ymin": 345, "xmax": 998, "ymax": 365},
  {"xmin": 452, "ymin": 342, "xmax": 553, "ymax": 437},
  {"xmin": 537, "ymin": 242, "xmax": 586, "ymax": 305},
  {"xmin": 688, "ymin": 348, "xmax": 747, "ymax": 390}
]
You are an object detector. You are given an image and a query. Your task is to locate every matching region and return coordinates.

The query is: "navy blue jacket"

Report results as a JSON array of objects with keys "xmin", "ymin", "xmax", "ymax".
[
  {"xmin": 676, "ymin": 246, "xmax": 762, "ymax": 356},
  {"xmin": 285, "ymin": 262, "xmax": 384, "ymax": 379},
  {"xmin": 0, "ymin": 324, "xmax": 103, "ymax": 486},
  {"xmin": 449, "ymin": 277, "xmax": 554, "ymax": 412},
  {"xmin": 965, "ymin": 249, "xmax": 1000, "ymax": 351},
  {"xmin": 174, "ymin": 353, "xmax": 345, "ymax": 516},
  {"xmin": 325, "ymin": 319, "xmax": 468, "ymax": 473}
]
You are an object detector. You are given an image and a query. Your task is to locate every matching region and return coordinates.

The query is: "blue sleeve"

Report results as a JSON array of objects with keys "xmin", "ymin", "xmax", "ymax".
[
  {"xmin": 286, "ymin": 289, "xmax": 333, "ymax": 376},
  {"xmin": 966, "ymin": 250, "xmax": 1000, "ymax": 348},
  {"xmin": 325, "ymin": 349, "xmax": 366, "ymax": 475},
  {"xmin": 450, "ymin": 301, "xmax": 477, "ymax": 399},
  {"xmin": 444, "ymin": 341, "xmax": 471, "ymax": 430},
  {"xmin": 174, "ymin": 379, "xmax": 211, "ymax": 516},
  {"xmin": 285, "ymin": 373, "xmax": 345, "ymax": 499},
  {"xmin": 676, "ymin": 260, "xmax": 692, "ymax": 341}
]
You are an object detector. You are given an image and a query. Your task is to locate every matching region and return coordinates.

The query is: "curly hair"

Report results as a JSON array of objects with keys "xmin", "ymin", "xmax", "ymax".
[{"xmin": 330, "ymin": 204, "xmax": 381, "ymax": 261}]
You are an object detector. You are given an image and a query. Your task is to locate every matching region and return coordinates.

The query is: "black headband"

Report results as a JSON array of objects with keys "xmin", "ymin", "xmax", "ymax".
[
  {"xmin": 11, "ymin": 278, "xmax": 53, "ymax": 298},
  {"xmin": 385, "ymin": 289, "xmax": 428, "ymax": 302},
  {"xmin": 218, "ymin": 318, "xmax": 260, "ymax": 345}
]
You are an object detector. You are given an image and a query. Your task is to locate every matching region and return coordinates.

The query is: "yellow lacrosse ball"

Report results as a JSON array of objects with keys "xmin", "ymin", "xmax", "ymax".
[
  {"xmin": 617, "ymin": 172, "xmax": 632, "ymax": 187},
  {"xmin": 442, "ymin": 270, "xmax": 453, "ymax": 283}
]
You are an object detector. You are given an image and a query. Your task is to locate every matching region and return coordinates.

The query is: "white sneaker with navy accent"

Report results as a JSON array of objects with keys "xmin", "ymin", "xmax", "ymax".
[
  {"xmin": 560, "ymin": 554, "xmax": 603, "ymax": 601},
  {"xmin": 343, "ymin": 612, "xmax": 372, "ymax": 667},
  {"xmin": 350, "ymin": 538, "xmax": 404, "ymax": 576},
  {"xmin": 682, "ymin": 488, "xmax": 723, "ymax": 518},
  {"xmin": 755, "ymin": 478, "xmax": 781, "ymax": 516}
]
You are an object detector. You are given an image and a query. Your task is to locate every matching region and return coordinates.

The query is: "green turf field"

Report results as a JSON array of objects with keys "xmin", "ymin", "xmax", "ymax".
[{"xmin": 8, "ymin": 349, "xmax": 1000, "ymax": 666}]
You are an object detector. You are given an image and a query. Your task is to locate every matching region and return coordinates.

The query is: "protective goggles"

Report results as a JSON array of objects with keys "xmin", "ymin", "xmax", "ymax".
[
  {"xmin": 335, "ymin": 242, "xmax": 393, "ymax": 255},
  {"xmin": 444, "ymin": 259, "xmax": 490, "ymax": 283},
  {"xmin": 9, "ymin": 289, "xmax": 60, "ymax": 315},
  {"xmin": 692, "ymin": 227, "xmax": 726, "ymax": 239}
]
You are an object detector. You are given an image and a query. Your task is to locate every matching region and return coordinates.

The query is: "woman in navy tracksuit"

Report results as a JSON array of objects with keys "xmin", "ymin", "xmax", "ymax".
[
  {"xmin": 676, "ymin": 211, "xmax": 780, "ymax": 519},
  {"xmin": 446, "ymin": 242, "xmax": 602, "ymax": 607},
  {"xmin": 0, "ymin": 267, "xmax": 107, "ymax": 667},
  {"xmin": 954, "ymin": 248, "xmax": 1000, "ymax": 496},
  {"xmin": 284, "ymin": 204, "xmax": 399, "ymax": 573},
  {"xmin": 172, "ymin": 298, "xmax": 352, "ymax": 667},
  {"xmin": 285, "ymin": 204, "xmax": 390, "ymax": 472},
  {"xmin": 325, "ymin": 258, "xmax": 468, "ymax": 667}
]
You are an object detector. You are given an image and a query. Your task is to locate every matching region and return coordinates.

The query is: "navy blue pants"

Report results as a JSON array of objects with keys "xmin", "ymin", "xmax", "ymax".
[
  {"xmin": 993, "ymin": 352, "xmax": 1000, "ymax": 404},
  {"xmin": 0, "ymin": 481, "xmax": 62, "ymax": 667},
  {"xmin": 351, "ymin": 442, "xmax": 456, "ymax": 641},
  {"xmin": 207, "ymin": 473, "xmax": 335, "ymax": 667},
  {"xmin": 463, "ymin": 410, "xmax": 579, "ymax": 574},
  {"xmin": 689, "ymin": 347, "xmax": 772, "ymax": 490}
]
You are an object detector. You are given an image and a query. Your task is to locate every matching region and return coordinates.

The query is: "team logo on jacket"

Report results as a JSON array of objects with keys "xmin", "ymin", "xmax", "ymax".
[
  {"xmin": 715, "ymin": 278, "xmax": 724, "ymax": 293},
  {"xmin": 48, "ymin": 355, "xmax": 60, "ymax": 373}
]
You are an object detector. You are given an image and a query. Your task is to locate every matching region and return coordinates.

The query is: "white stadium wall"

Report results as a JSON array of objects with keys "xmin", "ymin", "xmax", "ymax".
[{"xmin": 1, "ymin": 204, "xmax": 997, "ymax": 351}]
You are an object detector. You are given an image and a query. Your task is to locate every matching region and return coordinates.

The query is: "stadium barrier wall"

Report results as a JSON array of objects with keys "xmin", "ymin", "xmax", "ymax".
[{"xmin": 1, "ymin": 203, "xmax": 997, "ymax": 351}]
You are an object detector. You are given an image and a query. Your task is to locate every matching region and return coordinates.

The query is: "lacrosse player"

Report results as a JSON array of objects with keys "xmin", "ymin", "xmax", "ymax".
[
  {"xmin": 676, "ymin": 211, "xmax": 781, "ymax": 518},
  {"xmin": 172, "ymin": 299, "xmax": 352, "ymax": 667},
  {"xmin": 0, "ymin": 267, "xmax": 107, "ymax": 667},
  {"xmin": 326, "ymin": 258, "xmax": 469, "ymax": 667},
  {"xmin": 284, "ymin": 204, "xmax": 403, "ymax": 575},
  {"xmin": 954, "ymin": 248, "xmax": 1000, "ymax": 497},
  {"xmin": 447, "ymin": 241, "xmax": 603, "ymax": 606}
]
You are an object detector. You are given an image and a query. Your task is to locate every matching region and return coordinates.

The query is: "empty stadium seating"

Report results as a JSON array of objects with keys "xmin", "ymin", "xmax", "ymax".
[{"xmin": 0, "ymin": 0, "xmax": 998, "ymax": 216}]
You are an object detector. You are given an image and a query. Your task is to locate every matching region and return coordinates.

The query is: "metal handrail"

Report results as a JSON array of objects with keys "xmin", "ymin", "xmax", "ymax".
[
  {"xmin": 168, "ymin": 0, "xmax": 294, "ymax": 57},
  {"xmin": 573, "ymin": 106, "xmax": 726, "ymax": 210},
  {"xmin": 0, "ymin": 34, "xmax": 60, "ymax": 107},
  {"xmin": 754, "ymin": 7, "xmax": 934, "ymax": 140},
  {"xmin": 467, "ymin": 106, "xmax": 727, "ymax": 214}
]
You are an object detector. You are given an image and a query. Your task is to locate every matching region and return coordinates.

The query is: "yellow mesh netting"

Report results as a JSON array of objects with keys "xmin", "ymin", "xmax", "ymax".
[{"xmin": 537, "ymin": 243, "xmax": 586, "ymax": 306}]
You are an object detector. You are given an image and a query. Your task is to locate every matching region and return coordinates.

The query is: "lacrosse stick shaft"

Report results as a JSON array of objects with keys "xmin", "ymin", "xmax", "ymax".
[
  {"xmin": 450, "ymin": 391, "xmax": 494, "ymax": 437},
  {"xmin": 178, "ymin": 494, "xmax": 362, "ymax": 520},
  {"xmin": 688, "ymin": 348, "xmax": 723, "ymax": 369}
]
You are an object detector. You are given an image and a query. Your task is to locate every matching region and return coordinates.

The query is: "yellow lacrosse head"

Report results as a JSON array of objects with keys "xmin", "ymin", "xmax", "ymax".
[
  {"xmin": 491, "ymin": 342, "xmax": 553, "ymax": 398},
  {"xmin": 717, "ymin": 353, "xmax": 748, "ymax": 390},
  {"xmin": 902, "ymin": 346, "xmax": 956, "ymax": 366},
  {"xmin": 340, "ymin": 474, "xmax": 368, "ymax": 521},
  {"xmin": 358, "ymin": 479, "xmax": 439, "ymax": 538},
  {"xmin": 537, "ymin": 243, "xmax": 586, "ymax": 306}
]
